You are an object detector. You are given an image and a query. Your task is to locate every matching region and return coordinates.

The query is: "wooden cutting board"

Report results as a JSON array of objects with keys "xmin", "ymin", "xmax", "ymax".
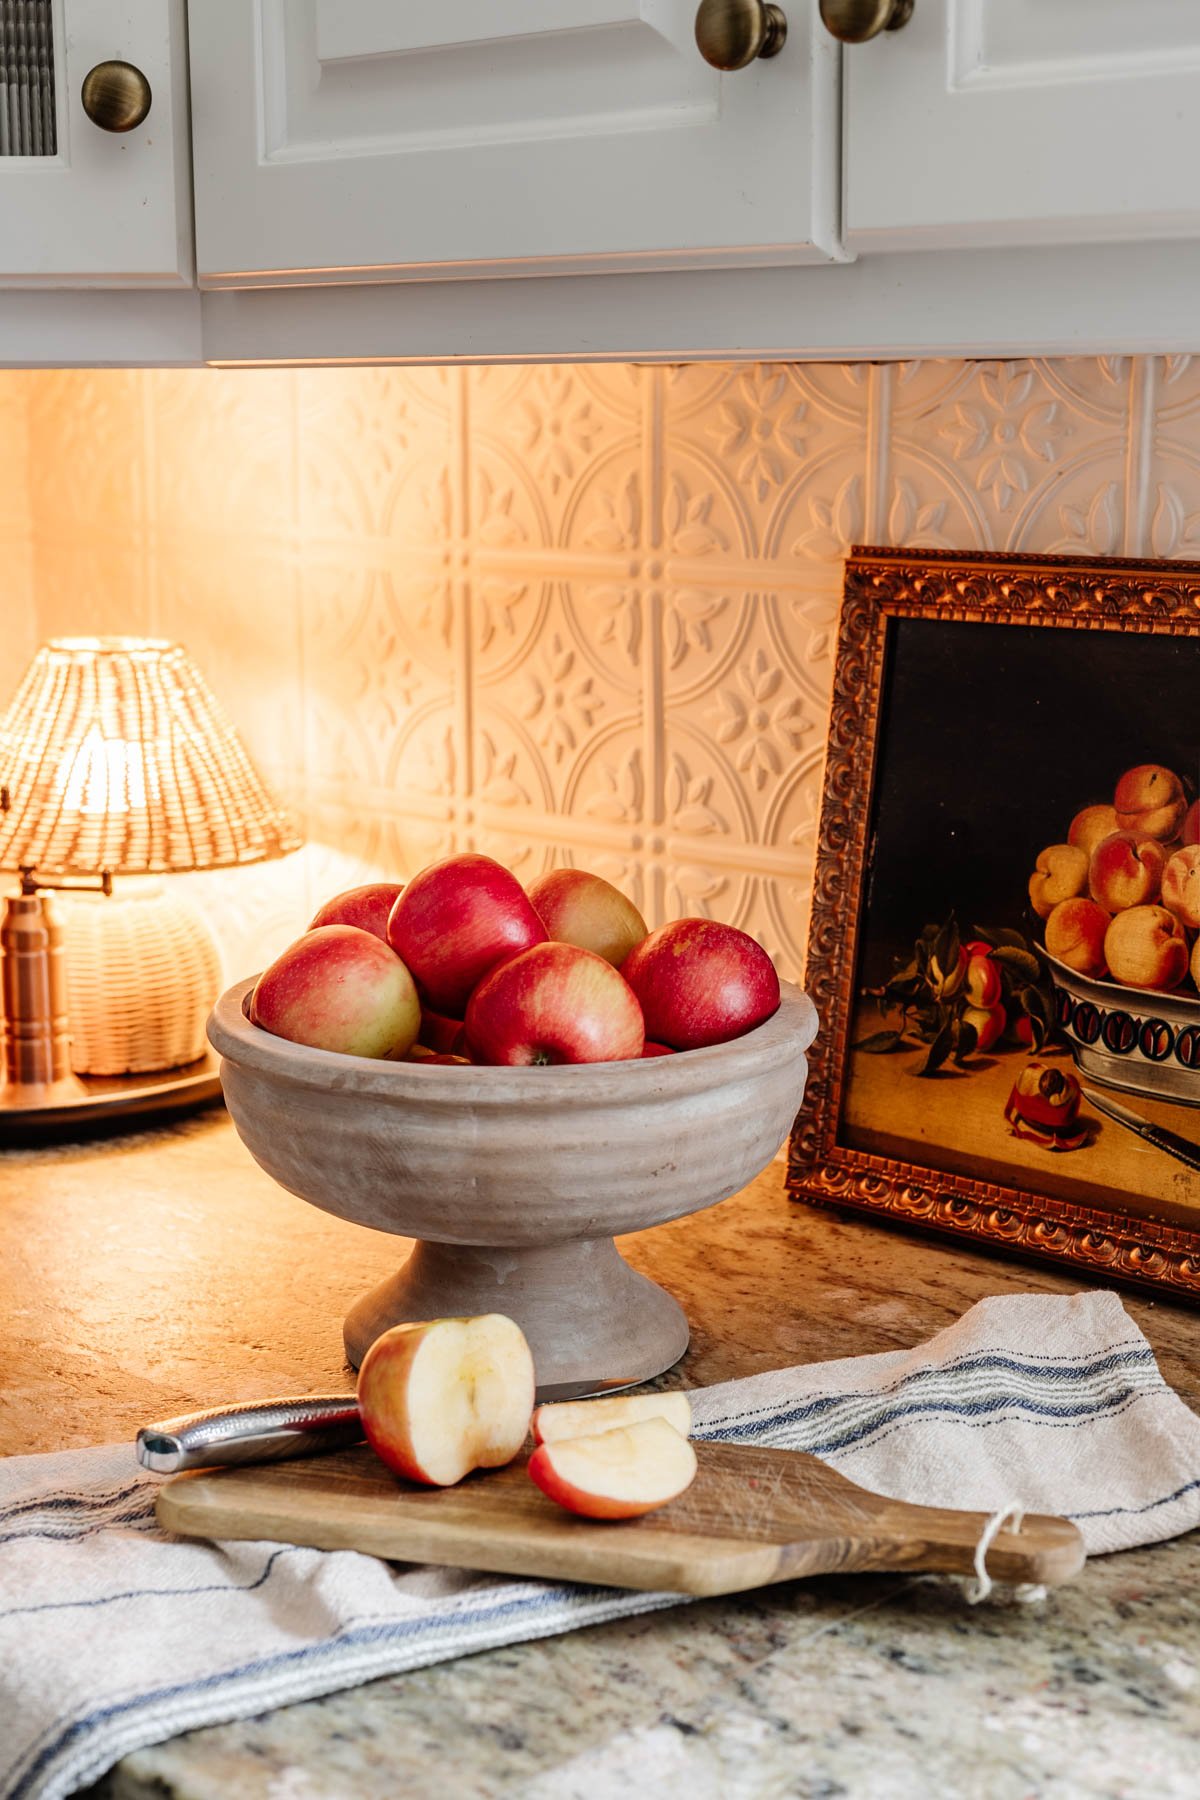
[{"xmin": 157, "ymin": 1442, "xmax": 1086, "ymax": 1598}]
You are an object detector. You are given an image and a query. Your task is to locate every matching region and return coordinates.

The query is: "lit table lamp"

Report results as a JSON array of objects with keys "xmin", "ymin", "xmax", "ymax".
[{"xmin": 0, "ymin": 637, "xmax": 300, "ymax": 1132}]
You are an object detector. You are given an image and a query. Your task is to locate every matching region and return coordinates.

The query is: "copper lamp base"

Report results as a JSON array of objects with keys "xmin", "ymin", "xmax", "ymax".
[{"xmin": 0, "ymin": 1050, "xmax": 224, "ymax": 1140}]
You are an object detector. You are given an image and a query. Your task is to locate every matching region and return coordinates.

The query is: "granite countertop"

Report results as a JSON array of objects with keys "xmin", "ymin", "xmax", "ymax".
[{"xmin": 2, "ymin": 1108, "xmax": 1199, "ymax": 1799}]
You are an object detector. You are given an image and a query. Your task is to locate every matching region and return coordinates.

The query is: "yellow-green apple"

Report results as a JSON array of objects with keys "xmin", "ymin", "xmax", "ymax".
[
  {"xmin": 963, "ymin": 943, "xmax": 1002, "ymax": 1007},
  {"xmin": 1028, "ymin": 844, "xmax": 1089, "ymax": 919},
  {"xmin": 1088, "ymin": 831, "xmax": 1166, "ymax": 912},
  {"xmin": 1184, "ymin": 799, "xmax": 1200, "ymax": 846},
  {"xmin": 621, "ymin": 919, "xmax": 780, "ymax": 1050},
  {"xmin": 250, "ymin": 926, "xmax": 420, "ymax": 1059},
  {"xmin": 1104, "ymin": 905, "xmax": 1190, "ymax": 992},
  {"xmin": 1114, "ymin": 764, "xmax": 1188, "ymax": 840},
  {"xmin": 308, "ymin": 882, "xmax": 404, "ymax": 942},
  {"xmin": 527, "ymin": 1417, "xmax": 697, "ymax": 1519},
  {"xmin": 357, "ymin": 1314, "xmax": 534, "ymax": 1487},
  {"xmin": 1068, "ymin": 804, "xmax": 1120, "ymax": 859},
  {"xmin": 532, "ymin": 1390, "xmax": 692, "ymax": 1447},
  {"xmin": 1044, "ymin": 897, "xmax": 1110, "ymax": 978},
  {"xmin": 387, "ymin": 853, "xmax": 547, "ymax": 1017},
  {"xmin": 527, "ymin": 868, "xmax": 648, "ymax": 968},
  {"xmin": 464, "ymin": 941, "xmax": 644, "ymax": 1065},
  {"xmin": 963, "ymin": 1002, "xmax": 1005, "ymax": 1054},
  {"xmin": 1162, "ymin": 844, "xmax": 1200, "ymax": 931}
]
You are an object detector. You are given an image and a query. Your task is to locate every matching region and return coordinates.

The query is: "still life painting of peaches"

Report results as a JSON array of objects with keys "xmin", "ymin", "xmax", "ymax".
[{"xmin": 840, "ymin": 617, "xmax": 1198, "ymax": 1232}]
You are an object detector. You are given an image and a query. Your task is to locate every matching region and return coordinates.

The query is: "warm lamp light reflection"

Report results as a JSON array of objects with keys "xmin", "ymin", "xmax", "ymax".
[{"xmin": 58, "ymin": 727, "xmax": 152, "ymax": 817}]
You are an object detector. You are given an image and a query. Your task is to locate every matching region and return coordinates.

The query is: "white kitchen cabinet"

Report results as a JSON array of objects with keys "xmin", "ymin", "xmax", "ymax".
[
  {"xmin": 0, "ymin": 0, "xmax": 191, "ymax": 286},
  {"xmin": 843, "ymin": 0, "xmax": 1200, "ymax": 252},
  {"xmin": 188, "ymin": 0, "xmax": 840, "ymax": 287}
]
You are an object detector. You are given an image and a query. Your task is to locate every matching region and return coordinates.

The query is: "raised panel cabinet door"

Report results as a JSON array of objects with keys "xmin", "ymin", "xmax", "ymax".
[
  {"xmin": 0, "ymin": 0, "xmax": 191, "ymax": 285},
  {"xmin": 844, "ymin": 0, "xmax": 1200, "ymax": 251},
  {"xmin": 189, "ymin": 0, "xmax": 840, "ymax": 285}
]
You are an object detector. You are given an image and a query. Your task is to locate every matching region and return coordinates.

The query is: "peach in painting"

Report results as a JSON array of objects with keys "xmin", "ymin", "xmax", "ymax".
[
  {"xmin": 1088, "ymin": 832, "xmax": 1166, "ymax": 913},
  {"xmin": 1162, "ymin": 844, "xmax": 1200, "ymax": 932},
  {"xmin": 1028, "ymin": 844, "xmax": 1089, "ymax": 920},
  {"xmin": 1044, "ymin": 897, "xmax": 1110, "ymax": 979},
  {"xmin": 1104, "ymin": 905, "xmax": 1189, "ymax": 993},
  {"xmin": 1067, "ymin": 804, "xmax": 1120, "ymax": 860},
  {"xmin": 1113, "ymin": 764, "xmax": 1188, "ymax": 841}
]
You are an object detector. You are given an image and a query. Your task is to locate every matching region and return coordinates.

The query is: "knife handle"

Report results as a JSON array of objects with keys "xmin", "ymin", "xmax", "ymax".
[{"xmin": 137, "ymin": 1395, "xmax": 363, "ymax": 1473}]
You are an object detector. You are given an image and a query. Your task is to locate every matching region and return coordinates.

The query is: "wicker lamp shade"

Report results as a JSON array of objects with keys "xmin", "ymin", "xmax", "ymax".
[{"xmin": 0, "ymin": 638, "xmax": 299, "ymax": 877}]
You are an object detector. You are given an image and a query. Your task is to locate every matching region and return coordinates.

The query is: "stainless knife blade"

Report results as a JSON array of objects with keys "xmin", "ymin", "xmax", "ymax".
[
  {"xmin": 1082, "ymin": 1085, "xmax": 1200, "ymax": 1175},
  {"xmin": 137, "ymin": 1375, "xmax": 647, "ymax": 1473}
]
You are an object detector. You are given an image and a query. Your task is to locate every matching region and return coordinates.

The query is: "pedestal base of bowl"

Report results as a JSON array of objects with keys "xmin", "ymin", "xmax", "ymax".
[{"xmin": 342, "ymin": 1237, "xmax": 690, "ymax": 1388}]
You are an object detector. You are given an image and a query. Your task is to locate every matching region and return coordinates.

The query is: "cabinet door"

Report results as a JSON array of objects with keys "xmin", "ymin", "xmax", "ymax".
[
  {"xmin": 0, "ymin": 0, "xmax": 191, "ymax": 285},
  {"xmin": 845, "ymin": 0, "xmax": 1200, "ymax": 251},
  {"xmin": 190, "ymin": 0, "xmax": 839, "ymax": 285}
]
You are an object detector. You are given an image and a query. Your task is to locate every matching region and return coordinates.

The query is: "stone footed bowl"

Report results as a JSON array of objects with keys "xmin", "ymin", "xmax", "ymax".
[{"xmin": 208, "ymin": 976, "xmax": 819, "ymax": 1388}]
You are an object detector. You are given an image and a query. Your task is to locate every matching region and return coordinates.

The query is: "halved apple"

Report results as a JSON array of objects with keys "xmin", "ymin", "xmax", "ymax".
[
  {"xmin": 357, "ymin": 1314, "xmax": 535, "ymax": 1487},
  {"xmin": 531, "ymin": 1390, "xmax": 692, "ymax": 1447},
  {"xmin": 528, "ymin": 1417, "xmax": 697, "ymax": 1519}
]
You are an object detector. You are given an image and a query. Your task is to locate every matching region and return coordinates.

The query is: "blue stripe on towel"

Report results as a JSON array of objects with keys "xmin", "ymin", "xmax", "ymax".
[
  {"xmin": 1068, "ymin": 1474, "xmax": 1200, "ymax": 1522},
  {"xmin": 0, "ymin": 1545, "xmax": 309, "ymax": 1624},
  {"xmin": 699, "ymin": 1386, "xmax": 1154, "ymax": 1458},
  {"xmin": 6, "ymin": 1583, "xmax": 640, "ymax": 1800}
]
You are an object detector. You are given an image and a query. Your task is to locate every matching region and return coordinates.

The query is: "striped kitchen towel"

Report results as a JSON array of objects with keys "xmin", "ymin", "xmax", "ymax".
[{"xmin": 2, "ymin": 1290, "xmax": 1198, "ymax": 1800}]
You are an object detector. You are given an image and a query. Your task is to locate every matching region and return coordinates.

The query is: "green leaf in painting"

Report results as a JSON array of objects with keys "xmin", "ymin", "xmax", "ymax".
[
  {"xmin": 919, "ymin": 1020, "xmax": 955, "ymax": 1076},
  {"xmin": 991, "ymin": 946, "xmax": 1041, "ymax": 983},
  {"xmin": 852, "ymin": 1029, "xmax": 906, "ymax": 1053},
  {"xmin": 932, "ymin": 914, "xmax": 960, "ymax": 976}
]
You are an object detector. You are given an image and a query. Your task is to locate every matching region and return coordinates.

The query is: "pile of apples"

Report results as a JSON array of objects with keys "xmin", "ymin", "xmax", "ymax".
[
  {"xmin": 357, "ymin": 1312, "xmax": 697, "ymax": 1518},
  {"xmin": 250, "ymin": 852, "xmax": 780, "ymax": 1066},
  {"xmin": 1029, "ymin": 762, "xmax": 1200, "ymax": 995}
]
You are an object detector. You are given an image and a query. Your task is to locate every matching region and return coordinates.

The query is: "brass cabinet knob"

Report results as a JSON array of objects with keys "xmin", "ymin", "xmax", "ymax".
[
  {"xmin": 819, "ymin": 0, "xmax": 914, "ymax": 44},
  {"xmin": 694, "ymin": 0, "xmax": 787, "ymax": 71},
  {"xmin": 80, "ymin": 61, "xmax": 152, "ymax": 133}
]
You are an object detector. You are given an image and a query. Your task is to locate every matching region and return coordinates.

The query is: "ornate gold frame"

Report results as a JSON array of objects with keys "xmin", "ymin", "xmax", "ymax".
[{"xmin": 788, "ymin": 547, "xmax": 1200, "ymax": 1301}]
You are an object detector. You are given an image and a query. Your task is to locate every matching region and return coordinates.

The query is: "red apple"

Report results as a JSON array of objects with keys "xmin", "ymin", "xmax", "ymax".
[
  {"xmin": 465, "ymin": 941, "xmax": 644, "ymax": 1066},
  {"xmin": 357, "ymin": 1314, "xmax": 534, "ymax": 1487},
  {"xmin": 532, "ymin": 1391, "xmax": 692, "ymax": 1446},
  {"xmin": 419, "ymin": 1007, "xmax": 465, "ymax": 1054},
  {"xmin": 528, "ymin": 1418, "xmax": 698, "ymax": 1519},
  {"xmin": 963, "ymin": 1002, "xmax": 1005, "ymax": 1054},
  {"xmin": 620, "ymin": 918, "xmax": 780, "ymax": 1051},
  {"xmin": 527, "ymin": 868, "xmax": 648, "ymax": 968},
  {"xmin": 640, "ymin": 1041, "xmax": 676, "ymax": 1058},
  {"xmin": 387, "ymin": 854, "xmax": 547, "ymax": 1017},
  {"xmin": 308, "ymin": 882, "xmax": 404, "ymax": 942},
  {"xmin": 250, "ymin": 926, "xmax": 420, "ymax": 1060}
]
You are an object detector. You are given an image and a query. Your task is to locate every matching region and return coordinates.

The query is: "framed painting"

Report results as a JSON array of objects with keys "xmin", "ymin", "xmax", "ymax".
[{"xmin": 788, "ymin": 547, "xmax": 1200, "ymax": 1300}]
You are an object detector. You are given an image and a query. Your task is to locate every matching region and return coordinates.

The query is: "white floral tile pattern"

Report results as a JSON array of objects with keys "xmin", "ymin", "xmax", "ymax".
[{"xmin": 8, "ymin": 355, "xmax": 1199, "ymax": 984}]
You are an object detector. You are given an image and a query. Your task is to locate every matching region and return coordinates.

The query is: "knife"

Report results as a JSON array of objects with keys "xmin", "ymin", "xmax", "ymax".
[
  {"xmin": 1082, "ymin": 1086, "xmax": 1200, "ymax": 1175},
  {"xmin": 136, "ymin": 1376, "xmax": 646, "ymax": 1473}
]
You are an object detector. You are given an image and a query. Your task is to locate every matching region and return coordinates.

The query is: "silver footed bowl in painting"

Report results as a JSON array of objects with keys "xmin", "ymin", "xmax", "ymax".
[
  {"xmin": 208, "ymin": 977, "xmax": 819, "ymax": 1387},
  {"xmin": 1045, "ymin": 952, "xmax": 1200, "ymax": 1108}
]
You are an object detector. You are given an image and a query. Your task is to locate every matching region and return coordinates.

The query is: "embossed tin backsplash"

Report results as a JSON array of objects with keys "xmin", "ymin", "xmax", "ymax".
[{"xmin": 4, "ymin": 357, "xmax": 1199, "ymax": 979}]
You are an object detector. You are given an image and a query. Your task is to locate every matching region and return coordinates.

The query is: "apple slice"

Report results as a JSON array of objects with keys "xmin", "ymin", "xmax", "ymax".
[
  {"xmin": 532, "ymin": 1390, "xmax": 692, "ymax": 1447},
  {"xmin": 528, "ymin": 1417, "xmax": 697, "ymax": 1520},
  {"xmin": 357, "ymin": 1314, "xmax": 535, "ymax": 1487}
]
